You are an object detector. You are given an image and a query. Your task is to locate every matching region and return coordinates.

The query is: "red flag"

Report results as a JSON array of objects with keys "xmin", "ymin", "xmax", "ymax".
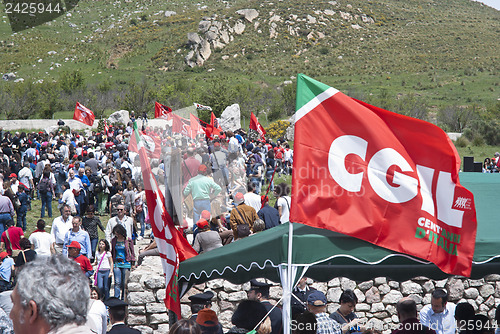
[
  {"xmin": 103, "ymin": 120, "xmax": 110, "ymax": 135},
  {"xmin": 133, "ymin": 122, "xmax": 197, "ymax": 318},
  {"xmin": 128, "ymin": 130, "xmax": 162, "ymax": 159},
  {"xmin": 190, "ymin": 113, "xmax": 205, "ymax": 137},
  {"xmin": 291, "ymin": 74, "xmax": 477, "ymax": 277},
  {"xmin": 249, "ymin": 112, "xmax": 266, "ymax": 140},
  {"xmin": 171, "ymin": 113, "xmax": 192, "ymax": 138},
  {"xmin": 155, "ymin": 102, "xmax": 173, "ymax": 120},
  {"xmin": 73, "ymin": 102, "xmax": 95, "ymax": 126}
]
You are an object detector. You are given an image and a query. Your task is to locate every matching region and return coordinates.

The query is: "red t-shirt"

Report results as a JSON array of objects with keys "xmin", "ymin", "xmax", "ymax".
[
  {"xmin": 1, "ymin": 227, "xmax": 24, "ymax": 256},
  {"xmin": 74, "ymin": 255, "xmax": 93, "ymax": 273}
]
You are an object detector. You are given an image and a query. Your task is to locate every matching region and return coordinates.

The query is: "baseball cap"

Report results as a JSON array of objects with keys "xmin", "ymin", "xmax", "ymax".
[
  {"xmin": 198, "ymin": 165, "xmax": 207, "ymax": 173},
  {"xmin": 307, "ymin": 290, "xmax": 327, "ymax": 306},
  {"xmin": 68, "ymin": 241, "xmax": 81, "ymax": 249},
  {"xmin": 196, "ymin": 219, "xmax": 209, "ymax": 229},
  {"xmin": 234, "ymin": 192, "xmax": 244, "ymax": 204},
  {"xmin": 196, "ymin": 308, "xmax": 219, "ymax": 327},
  {"xmin": 201, "ymin": 210, "xmax": 211, "ymax": 220}
]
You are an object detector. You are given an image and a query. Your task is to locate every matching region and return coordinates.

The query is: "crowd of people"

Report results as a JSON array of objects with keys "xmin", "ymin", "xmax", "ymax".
[
  {"xmin": 0, "ymin": 122, "xmax": 497, "ymax": 334},
  {"xmin": 0, "ymin": 121, "xmax": 295, "ymax": 333}
]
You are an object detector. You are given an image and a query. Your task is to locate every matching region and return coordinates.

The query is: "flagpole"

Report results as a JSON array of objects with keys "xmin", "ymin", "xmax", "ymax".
[{"xmin": 284, "ymin": 221, "xmax": 294, "ymax": 334}]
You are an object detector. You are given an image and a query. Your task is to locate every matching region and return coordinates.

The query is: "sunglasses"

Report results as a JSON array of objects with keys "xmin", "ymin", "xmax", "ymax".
[{"xmin": 117, "ymin": 209, "xmax": 124, "ymax": 211}]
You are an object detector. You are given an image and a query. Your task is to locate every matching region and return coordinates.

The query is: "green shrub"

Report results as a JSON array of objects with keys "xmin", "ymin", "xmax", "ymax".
[
  {"xmin": 59, "ymin": 70, "xmax": 85, "ymax": 94},
  {"xmin": 472, "ymin": 136, "xmax": 485, "ymax": 146},
  {"xmin": 454, "ymin": 136, "xmax": 469, "ymax": 148}
]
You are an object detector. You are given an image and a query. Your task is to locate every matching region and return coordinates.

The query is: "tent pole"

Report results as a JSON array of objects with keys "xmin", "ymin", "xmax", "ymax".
[{"xmin": 284, "ymin": 222, "xmax": 294, "ymax": 334}]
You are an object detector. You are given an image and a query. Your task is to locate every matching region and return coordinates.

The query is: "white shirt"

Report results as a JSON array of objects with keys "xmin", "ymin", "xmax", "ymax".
[
  {"xmin": 105, "ymin": 215, "xmax": 134, "ymax": 243},
  {"xmin": 244, "ymin": 192, "xmax": 262, "ymax": 212},
  {"xmin": 62, "ymin": 189, "xmax": 77, "ymax": 207},
  {"xmin": 50, "ymin": 215, "xmax": 73, "ymax": 244},
  {"xmin": 419, "ymin": 302, "xmax": 456, "ymax": 334},
  {"xmin": 18, "ymin": 167, "xmax": 33, "ymax": 189},
  {"xmin": 277, "ymin": 196, "xmax": 291, "ymax": 224},
  {"xmin": 29, "ymin": 231, "xmax": 54, "ymax": 256},
  {"xmin": 68, "ymin": 176, "xmax": 83, "ymax": 191},
  {"xmin": 95, "ymin": 251, "xmax": 112, "ymax": 271},
  {"xmin": 86, "ymin": 299, "xmax": 107, "ymax": 334}
]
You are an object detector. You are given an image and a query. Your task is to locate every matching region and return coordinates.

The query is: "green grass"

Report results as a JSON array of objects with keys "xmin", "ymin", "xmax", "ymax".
[
  {"xmin": 26, "ymin": 198, "xmax": 108, "ymax": 241},
  {"xmin": 456, "ymin": 145, "xmax": 500, "ymax": 168}
]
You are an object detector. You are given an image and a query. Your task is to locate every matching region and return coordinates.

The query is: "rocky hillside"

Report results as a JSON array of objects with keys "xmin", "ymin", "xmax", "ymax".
[{"xmin": 0, "ymin": 0, "xmax": 498, "ymax": 114}]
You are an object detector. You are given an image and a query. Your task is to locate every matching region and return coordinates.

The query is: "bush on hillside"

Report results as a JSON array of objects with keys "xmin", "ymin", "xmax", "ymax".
[
  {"xmin": 266, "ymin": 120, "xmax": 290, "ymax": 139},
  {"xmin": 454, "ymin": 136, "xmax": 469, "ymax": 148}
]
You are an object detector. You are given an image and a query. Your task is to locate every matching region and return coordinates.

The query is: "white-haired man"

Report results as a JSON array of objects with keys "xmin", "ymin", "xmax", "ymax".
[{"xmin": 10, "ymin": 255, "xmax": 93, "ymax": 334}]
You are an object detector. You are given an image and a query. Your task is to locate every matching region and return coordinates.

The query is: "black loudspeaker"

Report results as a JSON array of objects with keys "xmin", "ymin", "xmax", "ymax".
[
  {"xmin": 473, "ymin": 162, "xmax": 482, "ymax": 172},
  {"xmin": 463, "ymin": 156, "xmax": 474, "ymax": 172}
]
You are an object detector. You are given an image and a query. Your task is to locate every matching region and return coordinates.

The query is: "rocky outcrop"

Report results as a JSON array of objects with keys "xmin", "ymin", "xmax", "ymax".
[
  {"xmin": 108, "ymin": 110, "xmax": 130, "ymax": 125},
  {"xmin": 235, "ymin": 9, "xmax": 259, "ymax": 22},
  {"xmin": 184, "ymin": 3, "xmax": 377, "ymax": 67},
  {"xmin": 220, "ymin": 104, "xmax": 242, "ymax": 132}
]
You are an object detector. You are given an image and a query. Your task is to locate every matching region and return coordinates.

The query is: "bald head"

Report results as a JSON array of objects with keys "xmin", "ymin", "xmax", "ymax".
[{"xmin": 397, "ymin": 298, "xmax": 417, "ymax": 322}]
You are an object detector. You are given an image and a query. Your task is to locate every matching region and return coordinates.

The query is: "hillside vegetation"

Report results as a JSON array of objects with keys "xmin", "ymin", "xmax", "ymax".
[{"xmin": 0, "ymin": 0, "xmax": 498, "ymax": 139}]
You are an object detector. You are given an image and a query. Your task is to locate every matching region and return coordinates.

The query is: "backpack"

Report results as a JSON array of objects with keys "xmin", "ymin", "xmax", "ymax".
[{"xmin": 38, "ymin": 177, "xmax": 51, "ymax": 193}]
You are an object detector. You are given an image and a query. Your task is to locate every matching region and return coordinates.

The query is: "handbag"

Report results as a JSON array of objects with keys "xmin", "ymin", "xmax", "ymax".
[
  {"xmin": 6, "ymin": 230, "xmax": 21, "ymax": 257},
  {"xmin": 93, "ymin": 252, "xmax": 106, "ymax": 283},
  {"xmin": 233, "ymin": 206, "xmax": 251, "ymax": 238}
]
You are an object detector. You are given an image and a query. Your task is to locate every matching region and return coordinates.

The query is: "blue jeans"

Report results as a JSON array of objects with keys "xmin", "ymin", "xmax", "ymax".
[
  {"xmin": 97, "ymin": 269, "xmax": 111, "ymax": 300},
  {"xmin": 90, "ymin": 238, "xmax": 98, "ymax": 260},
  {"xmin": 75, "ymin": 192, "xmax": 85, "ymax": 216},
  {"xmin": 16, "ymin": 210, "xmax": 27, "ymax": 231},
  {"xmin": 136, "ymin": 211, "xmax": 145, "ymax": 237},
  {"xmin": 193, "ymin": 199, "xmax": 211, "ymax": 227},
  {"xmin": 40, "ymin": 191, "xmax": 53, "ymax": 218},
  {"xmin": 0, "ymin": 213, "xmax": 11, "ymax": 237},
  {"xmin": 113, "ymin": 267, "xmax": 130, "ymax": 300},
  {"xmin": 266, "ymin": 170, "xmax": 275, "ymax": 191}
]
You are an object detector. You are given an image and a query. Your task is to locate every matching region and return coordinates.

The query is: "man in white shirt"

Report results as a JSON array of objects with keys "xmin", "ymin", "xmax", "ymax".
[
  {"xmin": 244, "ymin": 182, "xmax": 262, "ymax": 212},
  {"xmin": 50, "ymin": 205, "xmax": 73, "ymax": 254},
  {"xmin": 29, "ymin": 219, "xmax": 55, "ymax": 256},
  {"xmin": 105, "ymin": 204, "xmax": 134, "ymax": 243},
  {"xmin": 419, "ymin": 288, "xmax": 456, "ymax": 334},
  {"xmin": 17, "ymin": 162, "xmax": 34, "ymax": 192}
]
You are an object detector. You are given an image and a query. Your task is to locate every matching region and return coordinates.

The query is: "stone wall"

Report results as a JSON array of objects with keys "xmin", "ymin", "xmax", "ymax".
[{"xmin": 128, "ymin": 256, "xmax": 500, "ymax": 333}]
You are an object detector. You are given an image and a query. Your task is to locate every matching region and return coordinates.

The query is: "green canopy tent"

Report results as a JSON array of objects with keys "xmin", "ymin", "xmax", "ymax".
[{"xmin": 178, "ymin": 173, "xmax": 499, "ymax": 331}]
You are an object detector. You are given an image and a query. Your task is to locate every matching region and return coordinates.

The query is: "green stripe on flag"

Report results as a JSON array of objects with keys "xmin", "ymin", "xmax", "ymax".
[{"xmin": 295, "ymin": 73, "xmax": 332, "ymax": 111}]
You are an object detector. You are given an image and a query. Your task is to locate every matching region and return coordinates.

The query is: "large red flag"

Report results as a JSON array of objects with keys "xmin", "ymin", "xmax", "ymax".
[
  {"xmin": 155, "ymin": 102, "xmax": 173, "ymax": 120},
  {"xmin": 190, "ymin": 113, "xmax": 205, "ymax": 137},
  {"xmin": 133, "ymin": 122, "xmax": 197, "ymax": 318},
  {"xmin": 291, "ymin": 74, "xmax": 477, "ymax": 277},
  {"xmin": 171, "ymin": 113, "xmax": 192, "ymax": 138},
  {"xmin": 249, "ymin": 112, "xmax": 266, "ymax": 140},
  {"xmin": 73, "ymin": 102, "xmax": 95, "ymax": 126},
  {"xmin": 128, "ymin": 130, "xmax": 162, "ymax": 159}
]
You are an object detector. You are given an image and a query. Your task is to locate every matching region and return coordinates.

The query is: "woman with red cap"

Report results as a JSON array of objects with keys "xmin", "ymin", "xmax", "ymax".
[{"xmin": 192, "ymin": 219, "xmax": 222, "ymax": 254}]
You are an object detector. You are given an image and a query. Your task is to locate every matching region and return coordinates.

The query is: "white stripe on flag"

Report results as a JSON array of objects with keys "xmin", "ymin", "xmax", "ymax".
[{"xmin": 295, "ymin": 87, "xmax": 339, "ymax": 122}]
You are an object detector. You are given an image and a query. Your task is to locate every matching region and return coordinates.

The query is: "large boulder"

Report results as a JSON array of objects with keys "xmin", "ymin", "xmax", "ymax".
[
  {"xmin": 235, "ymin": 9, "xmax": 259, "ymax": 22},
  {"xmin": 220, "ymin": 104, "xmax": 241, "ymax": 132},
  {"xmin": 108, "ymin": 110, "xmax": 130, "ymax": 125}
]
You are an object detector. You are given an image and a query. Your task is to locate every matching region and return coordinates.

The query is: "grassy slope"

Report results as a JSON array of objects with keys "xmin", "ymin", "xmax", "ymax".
[{"xmin": 0, "ymin": 0, "xmax": 498, "ymax": 109}]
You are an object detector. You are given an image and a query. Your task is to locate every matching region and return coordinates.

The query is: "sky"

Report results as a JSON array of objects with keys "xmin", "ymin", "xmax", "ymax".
[{"xmin": 475, "ymin": 0, "xmax": 500, "ymax": 10}]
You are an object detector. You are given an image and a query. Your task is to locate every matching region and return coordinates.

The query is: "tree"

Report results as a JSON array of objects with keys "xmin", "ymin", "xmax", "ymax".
[
  {"xmin": 437, "ymin": 105, "xmax": 478, "ymax": 132},
  {"xmin": 121, "ymin": 79, "xmax": 154, "ymax": 116},
  {"xmin": 59, "ymin": 70, "xmax": 85, "ymax": 94}
]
